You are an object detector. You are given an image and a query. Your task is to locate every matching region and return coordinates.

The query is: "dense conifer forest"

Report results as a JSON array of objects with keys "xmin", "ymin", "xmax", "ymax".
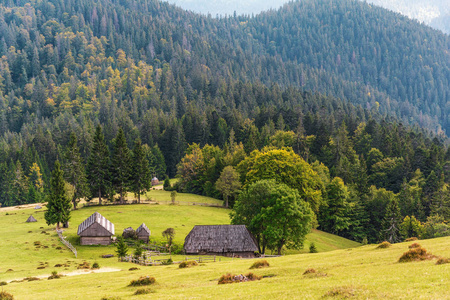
[{"xmin": 0, "ymin": 0, "xmax": 449, "ymax": 243}]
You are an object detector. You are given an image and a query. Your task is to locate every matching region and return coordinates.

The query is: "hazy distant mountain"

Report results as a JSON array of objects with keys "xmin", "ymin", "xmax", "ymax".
[
  {"xmin": 368, "ymin": 0, "xmax": 449, "ymax": 34},
  {"xmin": 164, "ymin": 0, "xmax": 450, "ymax": 34}
]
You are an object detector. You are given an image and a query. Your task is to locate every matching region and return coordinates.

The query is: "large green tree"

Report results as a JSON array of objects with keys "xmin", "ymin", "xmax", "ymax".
[
  {"xmin": 231, "ymin": 179, "xmax": 314, "ymax": 255},
  {"xmin": 319, "ymin": 177, "xmax": 351, "ymax": 234},
  {"xmin": 111, "ymin": 128, "xmax": 131, "ymax": 203},
  {"xmin": 131, "ymin": 139, "xmax": 151, "ymax": 203},
  {"xmin": 45, "ymin": 161, "xmax": 71, "ymax": 228},
  {"xmin": 215, "ymin": 165, "xmax": 241, "ymax": 208},
  {"xmin": 87, "ymin": 125, "xmax": 110, "ymax": 205},
  {"xmin": 63, "ymin": 133, "xmax": 89, "ymax": 210}
]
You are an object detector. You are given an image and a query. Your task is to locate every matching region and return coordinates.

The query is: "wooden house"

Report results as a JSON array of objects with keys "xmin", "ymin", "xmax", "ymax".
[
  {"xmin": 184, "ymin": 225, "xmax": 258, "ymax": 258},
  {"xmin": 136, "ymin": 223, "xmax": 151, "ymax": 243},
  {"xmin": 77, "ymin": 212, "xmax": 115, "ymax": 245}
]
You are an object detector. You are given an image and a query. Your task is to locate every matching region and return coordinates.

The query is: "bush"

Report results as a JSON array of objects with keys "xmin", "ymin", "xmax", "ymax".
[
  {"xmin": 436, "ymin": 257, "xmax": 450, "ymax": 265},
  {"xmin": 161, "ymin": 258, "xmax": 172, "ymax": 265},
  {"xmin": 303, "ymin": 268, "xmax": 316, "ymax": 275},
  {"xmin": 376, "ymin": 241, "xmax": 391, "ymax": 249},
  {"xmin": 24, "ymin": 277, "xmax": 40, "ymax": 282},
  {"xmin": 122, "ymin": 228, "xmax": 137, "ymax": 240},
  {"xmin": 179, "ymin": 260, "xmax": 198, "ymax": 268},
  {"xmin": 405, "ymin": 237, "xmax": 418, "ymax": 242},
  {"xmin": 0, "ymin": 291, "xmax": 14, "ymax": 300},
  {"xmin": 249, "ymin": 260, "xmax": 270, "ymax": 269},
  {"xmin": 129, "ymin": 267, "xmax": 140, "ymax": 271},
  {"xmin": 134, "ymin": 288, "xmax": 155, "ymax": 295},
  {"xmin": 77, "ymin": 262, "xmax": 90, "ymax": 269},
  {"xmin": 129, "ymin": 276, "xmax": 156, "ymax": 286},
  {"xmin": 361, "ymin": 237, "xmax": 368, "ymax": 245},
  {"xmin": 0, "ymin": 282, "xmax": 6, "ymax": 286},
  {"xmin": 218, "ymin": 273, "xmax": 262, "ymax": 284},
  {"xmin": 398, "ymin": 246, "xmax": 433, "ymax": 263},
  {"xmin": 48, "ymin": 271, "xmax": 62, "ymax": 280},
  {"xmin": 100, "ymin": 297, "xmax": 122, "ymax": 300},
  {"xmin": 408, "ymin": 243, "xmax": 421, "ymax": 249},
  {"xmin": 324, "ymin": 286, "xmax": 355, "ymax": 298},
  {"xmin": 92, "ymin": 262, "xmax": 100, "ymax": 269},
  {"xmin": 309, "ymin": 242, "xmax": 318, "ymax": 253}
]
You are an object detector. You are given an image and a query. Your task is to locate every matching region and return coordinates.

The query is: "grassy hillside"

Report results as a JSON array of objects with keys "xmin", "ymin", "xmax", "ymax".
[
  {"xmin": 0, "ymin": 191, "xmax": 359, "ymax": 283},
  {"xmin": 2, "ymin": 233, "xmax": 450, "ymax": 299}
]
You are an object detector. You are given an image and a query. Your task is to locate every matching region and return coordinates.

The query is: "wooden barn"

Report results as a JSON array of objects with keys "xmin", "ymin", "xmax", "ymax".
[
  {"xmin": 136, "ymin": 223, "xmax": 151, "ymax": 243},
  {"xmin": 77, "ymin": 212, "xmax": 115, "ymax": 245},
  {"xmin": 184, "ymin": 225, "xmax": 259, "ymax": 258}
]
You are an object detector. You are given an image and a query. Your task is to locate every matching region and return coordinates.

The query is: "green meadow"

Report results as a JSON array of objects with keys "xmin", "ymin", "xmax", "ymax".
[{"xmin": 1, "ymin": 190, "xmax": 448, "ymax": 299}]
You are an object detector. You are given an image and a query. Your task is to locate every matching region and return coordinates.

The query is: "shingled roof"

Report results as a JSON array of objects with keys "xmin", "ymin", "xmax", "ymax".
[
  {"xmin": 184, "ymin": 225, "xmax": 258, "ymax": 254},
  {"xmin": 26, "ymin": 215, "xmax": 37, "ymax": 222},
  {"xmin": 136, "ymin": 223, "xmax": 150, "ymax": 235},
  {"xmin": 77, "ymin": 212, "xmax": 115, "ymax": 236}
]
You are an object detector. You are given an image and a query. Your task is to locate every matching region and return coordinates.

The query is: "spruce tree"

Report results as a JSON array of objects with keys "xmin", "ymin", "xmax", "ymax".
[
  {"xmin": 382, "ymin": 199, "xmax": 403, "ymax": 243},
  {"xmin": 131, "ymin": 139, "xmax": 151, "ymax": 203},
  {"xmin": 87, "ymin": 125, "xmax": 110, "ymax": 205},
  {"xmin": 64, "ymin": 133, "xmax": 89, "ymax": 210},
  {"xmin": 111, "ymin": 128, "xmax": 131, "ymax": 203},
  {"xmin": 45, "ymin": 161, "xmax": 71, "ymax": 228}
]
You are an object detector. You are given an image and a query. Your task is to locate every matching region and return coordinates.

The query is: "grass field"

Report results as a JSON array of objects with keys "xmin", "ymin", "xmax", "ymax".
[{"xmin": 0, "ymin": 190, "xmax": 382, "ymax": 299}]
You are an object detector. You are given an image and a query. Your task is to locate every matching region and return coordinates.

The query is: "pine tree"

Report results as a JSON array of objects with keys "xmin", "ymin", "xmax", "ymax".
[
  {"xmin": 131, "ymin": 139, "xmax": 151, "ymax": 203},
  {"xmin": 115, "ymin": 236, "xmax": 128, "ymax": 258},
  {"xmin": 63, "ymin": 133, "xmax": 90, "ymax": 210},
  {"xmin": 45, "ymin": 161, "xmax": 71, "ymax": 228},
  {"xmin": 87, "ymin": 125, "xmax": 110, "ymax": 205},
  {"xmin": 111, "ymin": 128, "xmax": 131, "ymax": 203},
  {"xmin": 382, "ymin": 199, "xmax": 403, "ymax": 243}
]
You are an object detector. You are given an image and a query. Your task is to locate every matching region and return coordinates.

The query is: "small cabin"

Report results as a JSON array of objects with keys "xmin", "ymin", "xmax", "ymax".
[
  {"xmin": 184, "ymin": 225, "xmax": 259, "ymax": 258},
  {"xmin": 151, "ymin": 177, "xmax": 159, "ymax": 186},
  {"xmin": 77, "ymin": 212, "xmax": 115, "ymax": 245},
  {"xmin": 136, "ymin": 223, "xmax": 151, "ymax": 243},
  {"xmin": 26, "ymin": 215, "xmax": 37, "ymax": 222}
]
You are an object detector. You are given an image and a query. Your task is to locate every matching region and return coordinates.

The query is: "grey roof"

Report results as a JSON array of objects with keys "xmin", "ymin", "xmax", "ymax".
[
  {"xmin": 184, "ymin": 225, "xmax": 258, "ymax": 254},
  {"xmin": 34, "ymin": 205, "xmax": 42, "ymax": 209},
  {"xmin": 136, "ymin": 223, "xmax": 151, "ymax": 235},
  {"xmin": 123, "ymin": 227, "xmax": 134, "ymax": 233},
  {"xmin": 26, "ymin": 215, "xmax": 37, "ymax": 222},
  {"xmin": 77, "ymin": 212, "xmax": 115, "ymax": 235}
]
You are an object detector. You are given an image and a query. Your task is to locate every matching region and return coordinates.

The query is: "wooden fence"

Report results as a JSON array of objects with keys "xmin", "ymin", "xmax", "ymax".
[
  {"xmin": 56, "ymin": 229, "xmax": 77, "ymax": 258},
  {"xmin": 120, "ymin": 252, "xmax": 218, "ymax": 266}
]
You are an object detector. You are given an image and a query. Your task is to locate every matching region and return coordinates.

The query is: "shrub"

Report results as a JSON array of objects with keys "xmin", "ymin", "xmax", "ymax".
[
  {"xmin": 436, "ymin": 258, "xmax": 450, "ymax": 265},
  {"xmin": 408, "ymin": 243, "xmax": 421, "ymax": 249},
  {"xmin": 303, "ymin": 268, "xmax": 316, "ymax": 275},
  {"xmin": 398, "ymin": 246, "xmax": 433, "ymax": 263},
  {"xmin": 33, "ymin": 241, "xmax": 41, "ymax": 246},
  {"xmin": 24, "ymin": 277, "xmax": 40, "ymax": 282},
  {"xmin": 92, "ymin": 262, "xmax": 100, "ymax": 269},
  {"xmin": 179, "ymin": 260, "xmax": 198, "ymax": 268},
  {"xmin": 134, "ymin": 288, "xmax": 155, "ymax": 295},
  {"xmin": 376, "ymin": 241, "xmax": 391, "ymax": 249},
  {"xmin": 129, "ymin": 267, "xmax": 140, "ymax": 271},
  {"xmin": 77, "ymin": 262, "xmax": 90, "ymax": 269},
  {"xmin": 249, "ymin": 260, "xmax": 270, "ymax": 269},
  {"xmin": 405, "ymin": 237, "xmax": 418, "ymax": 242},
  {"xmin": 48, "ymin": 271, "xmax": 62, "ymax": 280},
  {"xmin": 100, "ymin": 297, "xmax": 122, "ymax": 300},
  {"xmin": 161, "ymin": 258, "xmax": 172, "ymax": 265},
  {"xmin": 122, "ymin": 228, "xmax": 137, "ymax": 240},
  {"xmin": 324, "ymin": 286, "xmax": 355, "ymax": 298},
  {"xmin": 361, "ymin": 237, "xmax": 368, "ymax": 245},
  {"xmin": 129, "ymin": 276, "xmax": 156, "ymax": 286},
  {"xmin": 54, "ymin": 264, "xmax": 62, "ymax": 267},
  {"xmin": 309, "ymin": 242, "xmax": 318, "ymax": 253},
  {"xmin": 218, "ymin": 273, "xmax": 262, "ymax": 284},
  {"xmin": 0, "ymin": 282, "xmax": 7, "ymax": 286},
  {"xmin": 0, "ymin": 291, "xmax": 14, "ymax": 300}
]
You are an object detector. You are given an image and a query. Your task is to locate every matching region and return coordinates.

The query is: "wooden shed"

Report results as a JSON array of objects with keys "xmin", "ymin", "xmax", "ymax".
[
  {"xmin": 77, "ymin": 212, "xmax": 115, "ymax": 245},
  {"xmin": 184, "ymin": 225, "xmax": 258, "ymax": 258},
  {"xmin": 136, "ymin": 223, "xmax": 151, "ymax": 243},
  {"xmin": 26, "ymin": 215, "xmax": 37, "ymax": 222},
  {"xmin": 151, "ymin": 177, "xmax": 159, "ymax": 186}
]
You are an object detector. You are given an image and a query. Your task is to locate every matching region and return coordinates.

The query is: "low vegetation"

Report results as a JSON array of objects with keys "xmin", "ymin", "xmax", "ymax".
[
  {"xmin": 179, "ymin": 261, "xmax": 198, "ymax": 269},
  {"xmin": 0, "ymin": 291, "xmax": 14, "ymax": 300},
  {"xmin": 218, "ymin": 272, "xmax": 262, "ymax": 284},
  {"xmin": 436, "ymin": 258, "xmax": 450, "ymax": 265},
  {"xmin": 128, "ymin": 276, "xmax": 156, "ymax": 287},
  {"xmin": 377, "ymin": 241, "xmax": 392, "ymax": 249},
  {"xmin": 134, "ymin": 288, "xmax": 155, "ymax": 295},
  {"xmin": 249, "ymin": 260, "xmax": 270, "ymax": 269},
  {"xmin": 398, "ymin": 245, "xmax": 434, "ymax": 263},
  {"xmin": 47, "ymin": 271, "xmax": 63, "ymax": 280}
]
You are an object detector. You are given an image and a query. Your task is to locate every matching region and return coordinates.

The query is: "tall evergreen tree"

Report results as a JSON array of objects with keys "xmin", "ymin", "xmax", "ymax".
[
  {"xmin": 87, "ymin": 125, "xmax": 110, "ymax": 205},
  {"xmin": 131, "ymin": 139, "xmax": 151, "ymax": 203},
  {"xmin": 63, "ymin": 133, "xmax": 89, "ymax": 210},
  {"xmin": 45, "ymin": 161, "xmax": 71, "ymax": 228},
  {"xmin": 111, "ymin": 128, "xmax": 131, "ymax": 203},
  {"xmin": 382, "ymin": 199, "xmax": 403, "ymax": 243}
]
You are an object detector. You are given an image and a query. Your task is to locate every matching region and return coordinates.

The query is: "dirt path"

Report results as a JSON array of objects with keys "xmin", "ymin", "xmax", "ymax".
[
  {"xmin": 7, "ymin": 267, "xmax": 122, "ymax": 283},
  {"xmin": 0, "ymin": 203, "xmax": 46, "ymax": 212}
]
